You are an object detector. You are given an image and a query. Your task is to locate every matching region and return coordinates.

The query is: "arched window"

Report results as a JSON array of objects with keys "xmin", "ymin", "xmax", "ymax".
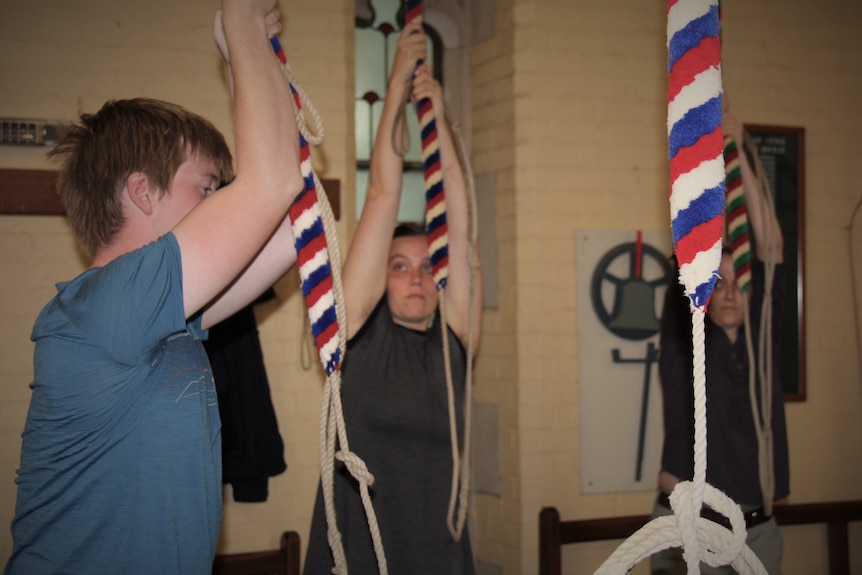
[{"xmin": 355, "ymin": 0, "xmax": 444, "ymax": 223}]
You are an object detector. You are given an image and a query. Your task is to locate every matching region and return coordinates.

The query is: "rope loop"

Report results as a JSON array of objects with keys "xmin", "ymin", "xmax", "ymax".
[
  {"xmin": 271, "ymin": 37, "xmax": 325, "ymax": 146},
  {"xmin": 269, "ymin": 34, "xmax": 378, "ymax": 575},
  {"xmin": 391, "ymin": 79, "xmax": 413, "ymax": 157},
  {"xmin": 594, "ymin": 482, "xmax": 766, "ymax": 575},
  {"xmin": 669, "ymin": 482, "xmax": 748, "ymax": 568}
]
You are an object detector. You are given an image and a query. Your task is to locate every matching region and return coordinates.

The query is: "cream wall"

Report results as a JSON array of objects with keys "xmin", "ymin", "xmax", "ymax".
[{"xmin": 1, "ymin": 1, "xmax": 862, "ymax": 574}]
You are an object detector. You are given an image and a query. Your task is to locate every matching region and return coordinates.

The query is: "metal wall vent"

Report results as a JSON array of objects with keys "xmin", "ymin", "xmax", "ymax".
[{"xmin": 1, "ymin": 118, "xmax": 67, "ymax": 146}]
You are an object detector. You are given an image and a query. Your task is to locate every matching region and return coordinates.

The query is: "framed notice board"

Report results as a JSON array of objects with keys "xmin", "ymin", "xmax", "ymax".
[{"xmin": 743, "ymin": 124, "xmax": 806, "ymax": 401}]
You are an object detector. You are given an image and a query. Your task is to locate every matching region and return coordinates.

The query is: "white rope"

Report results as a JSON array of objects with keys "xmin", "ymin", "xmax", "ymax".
[
  {"xmin": 445, "ymin": 117, "xmax": 480, "ymax": 541},
  {"xmin": 281, "ymin": 60, "xmax": 325, "ymax": 146},
  {"xmin": 595, "ymin": 311, "xmax": 766, "ymax": 575},
  {"xmin": 393, "ymin": 76, "xmax": 480, "ymax": 543},
  {"xmin": 595, "ymin": 483, "xmax": 765, "ymax": 574},
  {"xmin": 318, "ymin": 177, "xmax": 388, "ymax": 575},
  {"xmin": 745, "ymin": 132, "xmax": 779, "ymax": 516},
  {"xmin": 599, "ymin": 4, "xmax": 771, "ymax": 572},
  {"xmin": 438, "ymin": 296, "xmax": 464, "ymax": 540},
  {"xmin": 279, "ymin": 60, "xmax": 387, "ymax": 575}
]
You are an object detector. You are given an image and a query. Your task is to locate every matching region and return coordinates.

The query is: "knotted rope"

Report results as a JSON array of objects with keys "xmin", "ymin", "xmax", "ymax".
[
  {"xmin": 393, "ymin": 0, "xmax": 477, "ymax": 543},
  {"xmin": 596, "ymin": 2, "xmax": 764, "ymax": 572},
  {"xmin": 435, "ymin": 115, "xmax": 480, "ymax": 543},
  {"xmin": 270, "ymin": 37, "xmax": 386, "ymax": 575}
]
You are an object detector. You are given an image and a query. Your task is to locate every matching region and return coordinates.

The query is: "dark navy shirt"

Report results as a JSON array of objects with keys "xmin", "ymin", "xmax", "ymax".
[
  {"xmin": 658, "ymin": 259, "xmax": 790, "ymax": 507},
  {"xmin": 303, "ymin": 299, "xmax": 475, "ymax": 575}
]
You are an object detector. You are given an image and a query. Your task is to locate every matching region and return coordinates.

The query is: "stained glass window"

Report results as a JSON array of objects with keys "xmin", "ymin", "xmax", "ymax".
[{"xmin": 355, "ymin": 0, "xmax": 443, "ymax": 222}]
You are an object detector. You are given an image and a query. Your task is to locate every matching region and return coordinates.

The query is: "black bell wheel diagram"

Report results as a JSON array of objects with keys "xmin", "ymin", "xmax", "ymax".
[{"xmin": 590, "ymin": 238, "xmax": 673, "ymax": 341}]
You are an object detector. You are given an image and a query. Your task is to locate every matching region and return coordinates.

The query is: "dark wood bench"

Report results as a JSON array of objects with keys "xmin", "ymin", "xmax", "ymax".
[
  {"xmin": 539, "ymin": 500, "xmax": 862, "ymax": 575},
  {"xmin": 212, "ymin": 531, "xmax": 301, "ymax": 575}
]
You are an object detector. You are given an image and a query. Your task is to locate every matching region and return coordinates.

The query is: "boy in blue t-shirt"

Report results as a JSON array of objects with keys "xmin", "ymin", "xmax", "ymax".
[{"xmin": 5, "ymin": 2, "xmax": 304, "ymax": 573}]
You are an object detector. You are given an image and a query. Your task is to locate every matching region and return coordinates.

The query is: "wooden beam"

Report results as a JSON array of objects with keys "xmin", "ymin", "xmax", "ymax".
[
  {"xmin": 0, "ymin": 168, "xmax": 341, "ymax": 220},
  {"xmin": 0, "ymin": 169, "xmax": 63, "ymax": 215}
]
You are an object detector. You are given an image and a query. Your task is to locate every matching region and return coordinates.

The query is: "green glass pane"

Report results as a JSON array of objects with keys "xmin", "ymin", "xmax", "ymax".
[
  {"xmin": 400, "ymin": 170, "xmax": 427, "ymax": 223},
  {"xmin": 355, "ymin": 168, "xmax": 369, "ymax": 218},
  {"xmin": 355, "ymin": 28, "xmax": 387, "ymax": 101},
  {"xmin": 355, "ymin": 99, "xmax": 383, "ymax": 162},
  {"xmin": 404, "ymin": 98, "xmax": 423, "ymax": 164},
  {"xmin": 354, "ymin": 168, "xmax": 427, "ymax": 225}
]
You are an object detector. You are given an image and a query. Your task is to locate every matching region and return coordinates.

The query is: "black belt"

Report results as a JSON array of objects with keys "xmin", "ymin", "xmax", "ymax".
[{"xmin": 657, "ymin": 491, "xmax": 772, "ymax": 530}]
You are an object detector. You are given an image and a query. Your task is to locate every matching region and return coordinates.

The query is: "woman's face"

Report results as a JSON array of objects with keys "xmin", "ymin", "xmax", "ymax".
[{"xmin": 385, "ymin": 235, "xmax": 438, "ymax": 331}]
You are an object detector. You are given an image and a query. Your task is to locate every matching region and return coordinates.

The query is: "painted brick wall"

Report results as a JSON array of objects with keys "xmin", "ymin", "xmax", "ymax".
[
  {"xmin": 511, "ymin": 2, "xmax": 670, "ymax": 572},
  {"xmin": 470, "ymin": 0, "xmax": 521, "ymax": 569}
]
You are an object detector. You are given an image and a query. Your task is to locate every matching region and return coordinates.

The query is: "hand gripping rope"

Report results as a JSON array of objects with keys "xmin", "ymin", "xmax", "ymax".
[
  {"xmin": 269, "ymin": 37, "xmax": 386, "ymax": 575},
  {"xmin": 594, "ymin": 2, "xmax": 766, "ymax": 573},
  {"xmin": 404, "ymin": 0, "xmax": 450, "ymax": 290},
  {"xmin": 398, "ymin": 0, "xmax": 478, "ymax": 545}
]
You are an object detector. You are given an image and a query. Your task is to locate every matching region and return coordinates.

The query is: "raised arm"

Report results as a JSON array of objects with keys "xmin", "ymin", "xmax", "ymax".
[
  {"xmin": 174, "ymin": 0, "xmax": 304, "ymax": 320},
  {"xmin": 198, "ymin": 6, "xmax": 299, "ymax": 329},
  {"xmin": 199, "ymin": 214, "xmax": 297, "ymax": 330},
  {"xmin": 342, "ymin": 20, "xmax": 427, "ymax": 338},
  {"xmin": 723, "ymin": 112, "xmax": 783, "ymax": 263},
  {"xmin": 411, "ymin": 65, "xmax": 482, "ymax": 351}
]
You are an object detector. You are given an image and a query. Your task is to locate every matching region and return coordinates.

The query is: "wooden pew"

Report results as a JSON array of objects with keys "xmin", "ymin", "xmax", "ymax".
[
  {"xmin": 539, "ymin": 500, "xmax": 862, "ymax": 575},
  {"xmin": 212, "ymin": 531, "xmax": 301, "ymax": 575}
]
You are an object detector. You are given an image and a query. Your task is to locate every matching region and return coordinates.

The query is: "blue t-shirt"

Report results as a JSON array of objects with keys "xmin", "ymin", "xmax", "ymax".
[{"xmin": 5, "ymin": 233, "xmax": 222, "ymax": 575}]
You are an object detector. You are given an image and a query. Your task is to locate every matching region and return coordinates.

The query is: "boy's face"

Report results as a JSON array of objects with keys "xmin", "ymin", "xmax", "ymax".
[
  {"xmin": 153, "ymin": 156, "xmax": 220, "ymax": 233},
  {"xmin": 707, "ymin": 253, "xmax": 748, "ymax": 332},
  {"xmin": 386, "ymin": 235, "xmax": 438, "ymax": 331}
]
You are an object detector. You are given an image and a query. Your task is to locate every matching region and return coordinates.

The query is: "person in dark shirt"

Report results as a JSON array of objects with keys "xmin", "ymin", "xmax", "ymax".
[
  {"xmin": 651, "ymin": 111, "xmax": 790, "ymax": 575},
  {"xmin": 302, "ymin": 20, "xmax": 481, "ymax": 575}
]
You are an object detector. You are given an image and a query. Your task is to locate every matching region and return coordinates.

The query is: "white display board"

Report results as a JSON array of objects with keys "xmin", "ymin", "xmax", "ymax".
[{"xmin": 576, "ymin": 229, "xmax": 674, "ymax": 493}]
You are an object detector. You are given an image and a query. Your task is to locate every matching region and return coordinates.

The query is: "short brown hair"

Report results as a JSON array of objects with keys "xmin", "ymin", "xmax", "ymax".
[
  {"xmin": 393, "ymin": 221, "xmax": 426, "ymax": 239},
  {"xmin": 48, "ymin": 98, "xmax": 234, "ymax": 257}
]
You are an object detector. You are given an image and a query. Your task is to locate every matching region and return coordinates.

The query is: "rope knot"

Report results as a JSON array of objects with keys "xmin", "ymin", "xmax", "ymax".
[
  {"xmin": 335, "ymin": 450, "xmax": 375, "ymax": 486},
  {"xmin": 669, "ymin": 482, "xmax": 751, "ymax": 570}
]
